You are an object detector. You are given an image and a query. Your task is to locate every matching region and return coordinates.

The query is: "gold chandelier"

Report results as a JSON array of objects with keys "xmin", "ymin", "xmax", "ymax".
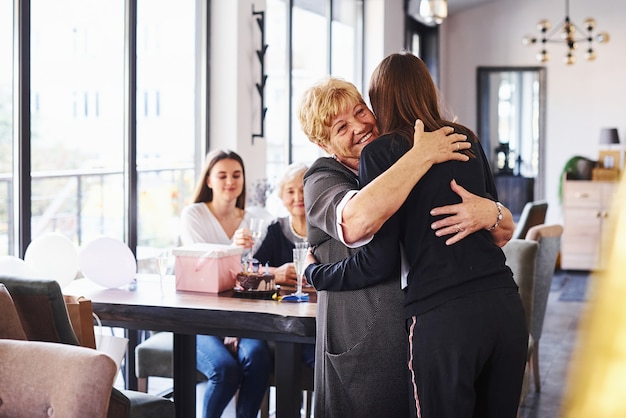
[{"xmin": 522, "ymin": 0, "xmax": 609, "ymax": 65}]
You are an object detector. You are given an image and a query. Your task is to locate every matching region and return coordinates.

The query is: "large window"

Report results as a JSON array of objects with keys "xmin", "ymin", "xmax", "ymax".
[
  {"xmin": 4, "ymin": 0, "xmax": 202, "ymax": 269},
  {"xmin": 265, "ymin": 0, "xmax": 363, "ymax": 201},
  {"xmin": 0, "ymin": 0, "xmax": 12, "ymax": 255},
  {"xmin": 136, "ymin": 0, "xmax": 198, "ymax": 259},
  {"xmin": 30, "ymin": 0, "xmax": 126, "ymax": 244},
  {"xmin": 3, "ymin": 0, "xmax": 365, "ymax": 266}
]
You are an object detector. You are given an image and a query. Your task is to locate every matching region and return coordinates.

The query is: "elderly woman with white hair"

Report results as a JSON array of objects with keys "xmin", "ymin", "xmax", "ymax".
[
  {"xmin": 254, "ymin": 162, "xmax": 309, "ymax": 286},
  {"xmin": 253, "ymin": 162, "xmax": 314, "ymax": 368}
]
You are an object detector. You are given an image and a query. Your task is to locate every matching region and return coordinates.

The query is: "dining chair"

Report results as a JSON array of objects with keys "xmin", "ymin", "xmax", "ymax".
[
  {"xmin": 0, "ymin": 339, "xmax": 117, "ymax": 418},
  {"xmin": 260, "ymin": 364, "xmax": 314, "ymax": 418},
  {"xmin": 501, "ymin": 238, "xmax": 539, "ymax": 412},
  {"xmin": 0, "ymin": 275, "xmax": 175, "ymax": 418},
  {"xmin": 0, "ymin": 283, "xmax": 28, "ymax": 340},
  {"xmin": 525, "ymin": 223, "xmax": 564, "ymax": 393},
  {"xmin": 0, "ymin": 276, "xmax": 80, "ymax": 344},
  {"xmin": 136, "ymin": 331, "xmax": 315, "ymax": 417},
  {"xmin": 135, "ymin": 331, "xmax": 207, "ymax": 394},
  {"xmin": 0, "ymin": 282, "xmax": 117, "ymax": 418},
  {"xmin": 512, "ymin": 201, "xmax": 548, "ymax": 240}
]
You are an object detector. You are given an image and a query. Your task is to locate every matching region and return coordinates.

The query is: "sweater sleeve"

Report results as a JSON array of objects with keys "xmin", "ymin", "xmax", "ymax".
[
  {"xmin": 305, "ymin": 137, "xmax": 406, "ymax": 291},
  {"xmin": 306, "ymin": 212, "xmax": 401, "ymax": 290},
  {"xmin": 304, "ymin": 159, "xmax": 357, "ymax": 245}
]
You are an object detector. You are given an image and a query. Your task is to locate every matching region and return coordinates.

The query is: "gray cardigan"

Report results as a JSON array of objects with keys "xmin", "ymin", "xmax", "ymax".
[{"xmin": 304, "ymin": 157, "xmax": 409, "ymax": 418}]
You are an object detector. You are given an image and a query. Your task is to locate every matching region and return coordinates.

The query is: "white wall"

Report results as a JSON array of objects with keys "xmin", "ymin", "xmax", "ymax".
[
  {"xmin": 440, "ymin": 0, "xmax": 626, "ymax": 223},
  {"xmin": 210, "ymin": 0, "xmax": 268, "ymax": 185},
  {"xmin": 209, "ymin": 0, "xmax": 626, "ymax": 225},
  {"xmin": 363, "ymin": 0, "xmax": 405, "ymax": 92},
  {"xmin": 212, "ymin": 0, "xmax": 406, "ymax": 192}
]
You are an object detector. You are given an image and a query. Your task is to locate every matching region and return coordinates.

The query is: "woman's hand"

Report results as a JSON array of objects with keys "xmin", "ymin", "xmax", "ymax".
[
  {"xmin": 302, "ymin": 249, "xmax": 319, "ymax": 287},
  {"xmin": 223, "ymin": 337, "xmax": 239, "ymax": 354},
  {"xmin": 233, "ymin": 228, "xmax": 253, "ymax": 249},
  {"xmin": 413, "ymin": 119, "xmax": 471, "ymax": 165},
  {"xmin": 304, "ymin": 248, "xmax": 318, "ymax": 269},
  {"xmin": 430, "ymin": 179, "xmax": 514, "ymax": 246},
  {"xmin": 273, "ymin": 263, "xmax": 298, "ymax": 286}
]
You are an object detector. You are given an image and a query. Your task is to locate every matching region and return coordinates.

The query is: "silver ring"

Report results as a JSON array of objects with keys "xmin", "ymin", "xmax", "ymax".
[
  {"xmin": 456, "ymin": 224, "xmax": 462, "ymax": 232},
  {"xmin": 456, "ymin": 143, "xmax": 460, "ymax": 151}
]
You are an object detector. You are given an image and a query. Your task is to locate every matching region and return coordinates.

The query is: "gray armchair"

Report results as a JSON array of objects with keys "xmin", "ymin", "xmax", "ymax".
[
  {"xmin": 501, "ymin": 239, "xmax": 539, "ymax": 411},
  {"xmin": 525, "ymin": 224, "xmax": 563, "ymax": 392}
]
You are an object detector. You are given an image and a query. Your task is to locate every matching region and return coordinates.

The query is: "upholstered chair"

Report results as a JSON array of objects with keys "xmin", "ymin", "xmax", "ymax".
[
  {"xmin": 136, "ymin": 331, "xmax": 314, "ymax": 417},
  {"xmin": 525, "ymin": 223, "xmax": 564, "ymax": 392},
  {"xmin": 135, "ymin": 331, "xmax": 206, "ymax": 394},
  {"xmin": 501, "ymin": 238, "xmax": 539, "ymax": 412},
  {"xmin": 1, "ymin": 283, "xmax": 117, "ymax": 417},
  {"xmin": 512, "ymin": 201, "xmax": 548, "ymax": 239},
  {"xmin": 502, "ymin": 239, "xmax": 538, "ymax": 326},
  {"xmin": 0, "ymin": 339, "xmax": 117, "ymax": 418},
  {"xmin": 0, "ymin": 275, "xmax": 175, "ymax": 418},
  {"xmin": 0, "ymin": 283, "xmax": 27, "ymax": 340}
]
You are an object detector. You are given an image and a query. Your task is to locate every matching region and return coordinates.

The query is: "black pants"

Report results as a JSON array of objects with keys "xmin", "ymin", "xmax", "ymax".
[{"xmin": 407, "ymin": 288, "xmax": 528, "ymax": 418}]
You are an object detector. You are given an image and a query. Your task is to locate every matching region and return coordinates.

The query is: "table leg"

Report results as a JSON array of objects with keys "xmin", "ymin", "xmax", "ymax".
[
  {"xmin": 124, "ymin": 329, "xmax": 140, "ymax": 390},
  {"xmin": 174, "ymin": 333, "xmax": 196, "ymax": 418},
  {"xmin": 274, "ymin": 341, "xmax": 302, "ymax": 418}
]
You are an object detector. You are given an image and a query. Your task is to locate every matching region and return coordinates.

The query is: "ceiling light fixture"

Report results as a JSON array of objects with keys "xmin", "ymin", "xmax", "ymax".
[
  {"xmin": 522, "ymin": 0, "xmax": 609, "ymax": 65},
  {"xmin": 419, "ymin": 0, "xmax": 448, "ymax": 25}
]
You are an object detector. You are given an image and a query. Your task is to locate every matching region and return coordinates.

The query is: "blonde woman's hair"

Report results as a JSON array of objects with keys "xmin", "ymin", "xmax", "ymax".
[
  {"xmin": 298, "ymin": 77, "xmax": 366, "ymax": 147},
  {"xmin": 277, "ymin": 162, "xmax": 308, "ymax": 199}
]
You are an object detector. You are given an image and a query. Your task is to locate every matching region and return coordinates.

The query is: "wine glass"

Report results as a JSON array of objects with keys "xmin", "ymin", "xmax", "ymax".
[
  {"xmin": 243, "ymin": 218, "xmax": 265, "ymax": 270},
  {"xmin": 250, "ymin": 218, "xmax": 265, "ymax": 247},
  {"xmin": 292, "ymin": 241, "xmax": 309, "ymax": 299},
  {"xmin": 156, "ymin": 249, "xmax": 171, "ymax": 296},
  {"xmin": 296, "ymin": 241, "xmax": 313, "ymax": 288}
]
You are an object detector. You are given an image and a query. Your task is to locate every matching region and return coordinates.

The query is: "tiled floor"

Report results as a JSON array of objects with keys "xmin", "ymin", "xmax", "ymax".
[{"xmin": 123, "ymin": 270, "xmax": 587, "ymax": 418}]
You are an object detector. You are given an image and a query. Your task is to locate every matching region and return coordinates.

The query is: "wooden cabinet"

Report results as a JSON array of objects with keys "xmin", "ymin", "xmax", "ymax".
[{"xmin": 561, "ymin": 180, "xmax": 617, "ymax": 270}]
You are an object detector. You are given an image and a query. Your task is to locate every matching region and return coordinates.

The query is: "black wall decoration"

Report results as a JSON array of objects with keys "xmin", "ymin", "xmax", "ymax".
[{"xmin": 252, "ymin": 6, "xmax": 268, "ymax": 144}]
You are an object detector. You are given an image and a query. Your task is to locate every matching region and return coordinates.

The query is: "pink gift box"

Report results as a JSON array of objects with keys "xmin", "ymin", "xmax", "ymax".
[{"xmin": 173, "ymin": 243, "xmax": 244, "ymax": 293}]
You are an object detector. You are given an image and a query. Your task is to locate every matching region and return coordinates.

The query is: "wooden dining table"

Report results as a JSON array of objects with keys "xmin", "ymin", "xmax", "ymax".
[{"xmin": 64, "ymin": 276, "xmax": 316, "ymax": 418}]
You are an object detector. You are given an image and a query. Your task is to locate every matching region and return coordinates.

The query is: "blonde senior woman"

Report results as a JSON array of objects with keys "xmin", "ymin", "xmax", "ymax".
[{"xmin": 299, "ymin": 77, "xmax": 514, "ymax": 417}]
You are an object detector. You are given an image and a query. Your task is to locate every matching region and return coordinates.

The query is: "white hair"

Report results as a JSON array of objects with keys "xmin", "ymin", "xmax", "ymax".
[{"xmin": 277, "ymin": 162, "xmax": 308, "ymax": 198}]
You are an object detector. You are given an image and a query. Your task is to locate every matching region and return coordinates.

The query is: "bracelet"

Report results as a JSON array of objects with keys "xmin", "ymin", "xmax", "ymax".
[{"xmin": 488, "ymin": 201, "xmax": 503, "ymax": 231}]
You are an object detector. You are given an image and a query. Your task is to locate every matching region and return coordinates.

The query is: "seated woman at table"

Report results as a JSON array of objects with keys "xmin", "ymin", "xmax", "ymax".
[
  {"xmin": 179, "ymin": 149, "xmax": 271, "ymax": 418},
  {"xmin": 253, "ymin": 162, "xmax": 315, "ymax": 368}
]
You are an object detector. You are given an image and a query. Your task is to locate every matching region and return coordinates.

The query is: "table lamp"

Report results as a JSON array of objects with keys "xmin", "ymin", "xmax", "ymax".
[{"xmin": 598, "ymin": 127, "xmax": 620, "ymax": 169}]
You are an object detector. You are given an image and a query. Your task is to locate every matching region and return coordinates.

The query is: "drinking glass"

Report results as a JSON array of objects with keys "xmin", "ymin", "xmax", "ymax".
[
  {"xmin": 156, "ymin": 249, "xmax": 171, "ymax": 296},
  {"xmin": 295, "ymin": 241, "xmax": 312, "ymax": 288},
  {"xmin": 250, "ymin": 218, "xmax": 265, "ymax": 248},
  {"xmin": 243, "ymin": 218, "xmax": 265, "ymax": 270},
  {"xmin": 292, "ymin": 241, "xmax": 309, "ymax": 298}
]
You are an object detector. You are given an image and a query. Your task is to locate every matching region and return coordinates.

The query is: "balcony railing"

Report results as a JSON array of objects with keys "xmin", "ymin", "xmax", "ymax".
[{"xmin": 0, "ymin": 164, "xmax": 194, "ymax": 257}]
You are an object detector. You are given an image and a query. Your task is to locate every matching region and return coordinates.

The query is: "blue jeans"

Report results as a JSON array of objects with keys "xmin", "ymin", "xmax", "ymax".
[{"xmin": 196, "ymin": 335, "xmax": 271, "ymax": 418}]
